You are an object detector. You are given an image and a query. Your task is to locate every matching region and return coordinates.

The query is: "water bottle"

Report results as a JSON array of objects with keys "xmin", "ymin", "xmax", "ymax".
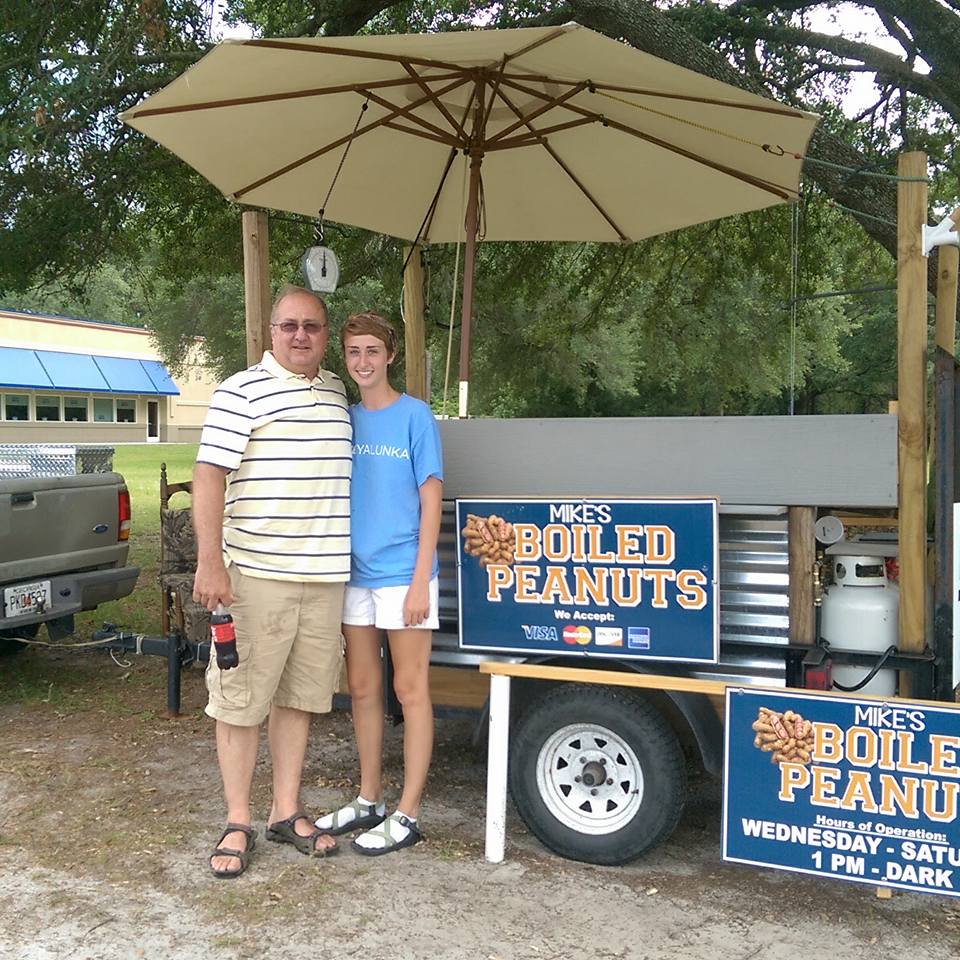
[{"xmin": 210, "ymin": 603, "xmax": 239, "ymax": 670}]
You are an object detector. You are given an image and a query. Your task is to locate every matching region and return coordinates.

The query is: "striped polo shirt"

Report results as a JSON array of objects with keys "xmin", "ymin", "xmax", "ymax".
[{"xmin": 196, "ymin": 351, "xmax": 351, "ymax": 582}]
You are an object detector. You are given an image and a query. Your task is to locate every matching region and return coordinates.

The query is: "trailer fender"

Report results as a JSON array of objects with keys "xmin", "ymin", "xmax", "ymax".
[
  {"xmin": 504, "ymin": 659, "xmax": 724, "ymax": 778},
  {"xmin": 658, "ymin": 687, "xmax": 723, "ymax": 778}
]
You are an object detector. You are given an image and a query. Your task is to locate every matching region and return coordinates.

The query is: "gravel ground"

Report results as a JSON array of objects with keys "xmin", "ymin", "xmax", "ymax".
[{"xmin": 1, "ymin": 647, "xmax": 959, "ymax": 960}]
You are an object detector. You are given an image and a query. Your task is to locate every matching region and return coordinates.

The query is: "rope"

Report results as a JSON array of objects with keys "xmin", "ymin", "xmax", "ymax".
[
  {"xmin": 801, "ymin": 155, "xmax": 929, "ymax": 183},
  {"xmin": 827, "ymin": 200, "xmax": 898, "ymax": 228},
  {"xmin": 2, "ymin": 632, "xmax": 127, "ymax": 649},
  {"xmin": 316, "ymin": 98, "xmax": 369, "ymax": 239},
  {"xmin": 595, "ymin": 89, "xmax": 784, "ymax": 153}
]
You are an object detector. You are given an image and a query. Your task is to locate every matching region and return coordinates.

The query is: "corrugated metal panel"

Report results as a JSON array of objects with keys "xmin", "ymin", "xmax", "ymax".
[{"xmin": 434, "ymin": 504, "xmax": 789, "ymax": 686}]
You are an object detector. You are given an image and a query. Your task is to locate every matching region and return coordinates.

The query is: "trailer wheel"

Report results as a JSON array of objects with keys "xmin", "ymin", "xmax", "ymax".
[
  {"xmin": 0, "ymin": 623, "xmax": 38, "ymax": 656},
  {"xmin": 510, "ymin": 684, "xmax": 686, "ymax": 865}
]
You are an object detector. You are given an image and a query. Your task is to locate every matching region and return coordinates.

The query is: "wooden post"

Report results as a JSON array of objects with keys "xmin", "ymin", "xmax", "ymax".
[
  {"xmin": 403, "ymin": 244, "xmax": 428, "ymax": 400},
  {"xmin": 935, "ymin": 246, "xmax": 959, "ymax": 355},
  {"xmin": 933, "ymin": 245, "xmax": 959, "ymax": 701},
  {"xmin": 788, "ymin": 507, "xmax": 816, "ymax": 646},
  {"xmin": 242, "ymin": 210, "xmax": 271, "ymax": 368},
  {"xmin": 896, "ymin": 151, "xmax": 929, "ymax": 672}
]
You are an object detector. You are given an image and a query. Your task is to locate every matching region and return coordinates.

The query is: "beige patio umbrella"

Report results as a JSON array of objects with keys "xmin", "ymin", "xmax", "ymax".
[{"xmin": 121, "ymin": 23, "xmax": 818, "ymax": 414}]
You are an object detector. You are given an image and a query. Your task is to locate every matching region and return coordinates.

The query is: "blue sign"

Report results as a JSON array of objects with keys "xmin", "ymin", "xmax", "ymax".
[
  {"xmin": 456, "ymin": 498, "xmax": 718, "ymax": 663},
  {"xmin": 724, "ymin": 688, "xmax": 960, "ymax": 898}
]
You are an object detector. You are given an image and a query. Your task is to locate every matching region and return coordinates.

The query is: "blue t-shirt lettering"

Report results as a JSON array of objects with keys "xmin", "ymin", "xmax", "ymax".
[{"xmin": 349, "ymin": 394, "xmax": 443, "ymax": 587}]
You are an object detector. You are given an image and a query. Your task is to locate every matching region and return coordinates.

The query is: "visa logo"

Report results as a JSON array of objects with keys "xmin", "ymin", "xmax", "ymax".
[{"xmin": 521, "ymin": 625, "xmax": 559, "ymax": 642}]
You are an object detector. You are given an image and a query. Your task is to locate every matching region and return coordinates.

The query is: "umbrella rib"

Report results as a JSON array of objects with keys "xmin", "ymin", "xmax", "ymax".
[
  {"xmin": 585, "ymin": 83, "xmax": 808, "ymax": 119},
  {"xmin": 494, "ymin": 87, "xmax": 628, "ymax": 242},
  {"xmin": 484, "ymin": 116, "xmax": 598, "ymax": 150},
  {"xmin": 500, "ymin": 24, "xmax": 576, "ymax": 65},
  {"xmin": 492, "ymin": 76, "xmax": 809, "ymax": 120},
  {"xmin": 125, "ymin": 74, "xmax": 462, "ymax": 120},
  {"xmin": 498, "ymin": 76, "xmax": 797, "ymax": 202},
  {"xmin": 479, "ymin": 58, "xmax": 507, "ymax": 142},
  {"xmin": 231, "ymin": 76, "xmax": 470, "ymax": 201},
  {"xmin": 402, "ymin": 62, "xmax": 468, "ymax": 141},
  {"xmin": 485, "ymin": 81, "xmax": 591, "ymax": 145},
  {"xmin": 382, "ymin": 120, "xmax": 458, "ymax": 146},
  {"xmin": 411, "ymin": 147, "xmax": 459, "ymax": 248},
  {"xmin": 361, "ymin": 88, "xmax": 462, "ymax": 144},
  {"xmin": 243, "ymin": 38, "xmax": 467, "ymax": 73}
]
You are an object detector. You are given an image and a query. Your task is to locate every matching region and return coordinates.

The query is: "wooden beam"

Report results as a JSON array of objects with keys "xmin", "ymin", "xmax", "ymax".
[
  {"xmin": 479, "ymin": 660, "xmax": 730, "ymax": 697},
  {"xmin": 788, "ymin": 506, "xmax": 816, "ymax": 646},
  {"xmin": 242, "ymin": 209, "xmax": 271, "ymax": 368},
  {"xmin": 896, "ymin": 151, "xmax": 929, "ymax": 669},
  {"xmin": 935, "ymin": 245, "xmax": 959, "ymax": 356},
  {"xmin": 478, "ymin": 660, "xmax": 960, "ymax": 708},
  {"xmin": 402, "ymin": 244, "xmax": 427, "ymax": 400}
]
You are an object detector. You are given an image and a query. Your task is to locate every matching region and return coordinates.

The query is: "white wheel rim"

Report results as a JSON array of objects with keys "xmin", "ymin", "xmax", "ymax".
[{"xmin": 535, "ymin": 722, "xmax": 644, "ymax": 835}]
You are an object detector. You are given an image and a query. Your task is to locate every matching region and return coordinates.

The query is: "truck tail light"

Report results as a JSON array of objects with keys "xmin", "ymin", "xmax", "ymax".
[{"xmin": 118, "ymin": 489, "xmax": 131, "ymax": 541}]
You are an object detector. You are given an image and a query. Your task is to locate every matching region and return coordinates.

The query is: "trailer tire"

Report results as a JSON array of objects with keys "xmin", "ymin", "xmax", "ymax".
[
  {"xmin": 510, "ymin": 684, "xmax": 686, "ymax": 865},
  {"xmin": 0, "ymin": 623, "xmax": 38, "ymax": 656}
]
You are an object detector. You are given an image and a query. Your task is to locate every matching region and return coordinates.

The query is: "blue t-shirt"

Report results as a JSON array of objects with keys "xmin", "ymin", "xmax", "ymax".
[{"xmin": 349, "ymin": 393, "xmax": 443, "ymax": 587}]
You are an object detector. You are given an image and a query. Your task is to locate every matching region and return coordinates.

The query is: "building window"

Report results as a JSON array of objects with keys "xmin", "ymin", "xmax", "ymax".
[
  {"xmin": 3, "ymin": 394, "xmax": 28, "ymax": 421},
  {"xmin": 35, "ymin": 395, "xmax": 61, "ymax": 422},
  {"xmin": 64, "ymin": 396, "xmax": 88, "ymax": 422},
  {"xmin": 93, "ymin": 397, "xmax": 114, "ymax": 422},
  {"xmin": 116, "ymin": 398, "xmax": 136, "ymax": 423}
]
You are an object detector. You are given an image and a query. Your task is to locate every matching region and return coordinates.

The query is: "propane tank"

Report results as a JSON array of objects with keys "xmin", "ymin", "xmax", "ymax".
[{"xmin": 820, "ymin": 554, "xmax": 898, "ymax": 696}]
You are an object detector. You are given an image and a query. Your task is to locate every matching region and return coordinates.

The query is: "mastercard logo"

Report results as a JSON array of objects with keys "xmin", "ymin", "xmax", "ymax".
[{"xmin": 562, "ymin": 625, "xmax": 592, "ymax": 646}]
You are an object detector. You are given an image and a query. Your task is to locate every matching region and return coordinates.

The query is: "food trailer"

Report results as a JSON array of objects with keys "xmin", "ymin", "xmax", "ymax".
[{"xmin": 119, "ymin": 28, "xmax": 960, "ymax": 892}]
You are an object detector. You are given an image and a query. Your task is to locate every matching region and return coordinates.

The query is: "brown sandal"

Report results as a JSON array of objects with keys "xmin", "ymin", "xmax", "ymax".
[
  {"xmin": 209, "ymin": 822, "xmax": 257, "ymax": 879},
  {"xmin": 266, "ymin": 812, "xmax": 339, "ymax": 857}
]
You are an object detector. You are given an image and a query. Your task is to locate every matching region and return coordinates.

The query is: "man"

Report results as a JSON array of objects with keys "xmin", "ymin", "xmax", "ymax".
[{"xmin": 194, "ymin": 284, "xmax": 351, "ymax": 878}]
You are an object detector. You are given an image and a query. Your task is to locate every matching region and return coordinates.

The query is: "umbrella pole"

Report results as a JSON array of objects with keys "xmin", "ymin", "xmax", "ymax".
[{"xmin": 458, "ymin": 151, "xmax": 483, "ymax": 418}]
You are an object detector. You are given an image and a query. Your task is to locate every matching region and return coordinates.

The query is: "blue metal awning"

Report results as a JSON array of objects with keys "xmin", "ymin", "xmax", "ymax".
[
  {"xmin": 0, "ymin": 346, "xmax": 179, "ymax": 395},
  {"xmin": 93, "ymin": 355, "xmax": 162, "ymax": 394},
  {"xmin": 36, "ymin": 350, "xmax": 109, "ymax": 391},
  {"xmin": 0, "ymin": 347, "xmax": 54, "ymax": 389},
  {"xmin": 140, "ymin": 359, "xmax": 179, "ymax": 395}
]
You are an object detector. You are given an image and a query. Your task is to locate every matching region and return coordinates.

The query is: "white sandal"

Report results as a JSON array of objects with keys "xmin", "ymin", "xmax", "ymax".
[{"xmin": 315, "ymin": 798, "xmax": 385, "ymax": 836}]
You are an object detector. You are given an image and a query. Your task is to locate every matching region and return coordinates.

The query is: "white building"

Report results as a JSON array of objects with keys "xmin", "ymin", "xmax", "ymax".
[{"xmin": 0, "ymin": 308, "xmax": 218, "ymax": 443}]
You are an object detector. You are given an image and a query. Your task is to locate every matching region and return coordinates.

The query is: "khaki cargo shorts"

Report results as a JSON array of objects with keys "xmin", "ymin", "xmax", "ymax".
[{"xmin": 204, "ymin": 567, "xmax": 345, "ymax": 726}]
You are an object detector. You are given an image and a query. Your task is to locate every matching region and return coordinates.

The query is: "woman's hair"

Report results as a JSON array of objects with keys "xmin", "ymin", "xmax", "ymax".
[{"xmin": 340, "ymin": 310, "xmax": 398, "ymax": 356}]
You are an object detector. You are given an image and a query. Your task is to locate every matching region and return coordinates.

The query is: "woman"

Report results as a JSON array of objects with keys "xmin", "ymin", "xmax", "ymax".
[{"xmin": 315, "ymin": 311, "xmax": 443, "ymax": 855}]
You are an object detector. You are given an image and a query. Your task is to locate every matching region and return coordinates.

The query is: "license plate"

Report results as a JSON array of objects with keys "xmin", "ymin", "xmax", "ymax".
[{"xmin": 4, "ymin": 580, "xmax": 52, "ymax": 618}]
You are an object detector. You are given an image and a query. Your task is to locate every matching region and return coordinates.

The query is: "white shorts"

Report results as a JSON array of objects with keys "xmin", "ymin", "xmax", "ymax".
[{"xmin": 342, "ymin": 576, "xmax": 439, "ymax": 631}]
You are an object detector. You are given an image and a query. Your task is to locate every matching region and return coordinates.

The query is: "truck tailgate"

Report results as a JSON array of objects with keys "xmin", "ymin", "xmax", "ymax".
[{"xmin": 0, "ymin": 472, "xmax": 131, "ymax": 583}]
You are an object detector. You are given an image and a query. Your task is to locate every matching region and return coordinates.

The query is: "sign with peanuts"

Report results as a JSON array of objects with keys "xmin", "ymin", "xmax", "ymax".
[
  {"xmin": 455, "ymin": 498, "xmax": 718, "ymax": 662},
  {"xmin": 723, "ymin": 687, "xmax": 960, "ymax": 897}
]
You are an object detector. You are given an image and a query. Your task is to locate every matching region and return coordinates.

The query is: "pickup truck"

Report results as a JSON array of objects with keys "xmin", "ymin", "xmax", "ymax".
[{"xmin": 0, "ymin": 453, "xmax": 140, "ymax": 654}]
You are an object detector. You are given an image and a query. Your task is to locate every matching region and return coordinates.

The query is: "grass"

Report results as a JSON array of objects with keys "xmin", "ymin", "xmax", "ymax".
[
  {"xmin": 75, "ymin": 443, "xmax": 197, "ymax": 637},
  {"xmin": 2, "ymin": 444, "xmax": 198, "ymax": 710}
]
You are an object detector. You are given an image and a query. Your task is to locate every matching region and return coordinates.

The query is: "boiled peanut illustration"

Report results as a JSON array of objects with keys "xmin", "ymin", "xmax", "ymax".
[
  {"xmin": 462, "ymin": 513, "xmax": 517, "ymax": 567},
  {"xmin": 752, "ymin": 706, "xmax": 815, "ymax": 765}
]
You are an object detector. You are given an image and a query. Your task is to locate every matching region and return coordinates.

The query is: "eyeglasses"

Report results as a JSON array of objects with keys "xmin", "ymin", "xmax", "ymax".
[{"xmin": 271, "ymin": 321, "xmax": 327, "ymax": 336}]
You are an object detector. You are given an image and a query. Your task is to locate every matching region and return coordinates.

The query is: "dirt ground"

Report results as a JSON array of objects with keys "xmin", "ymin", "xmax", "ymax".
[{"xmin": 2, "ymin": 647, "xmax": 960, "ymax": 960}]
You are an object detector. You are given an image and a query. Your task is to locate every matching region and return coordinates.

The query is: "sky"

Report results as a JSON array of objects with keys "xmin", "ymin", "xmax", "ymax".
[
  {"xmin": 805, "ymin": 3, "xmax": 926, "ymax": 112},
  {"xmin": 210, "ymin": 1, "xmax": 919, "ymax": 117}
]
